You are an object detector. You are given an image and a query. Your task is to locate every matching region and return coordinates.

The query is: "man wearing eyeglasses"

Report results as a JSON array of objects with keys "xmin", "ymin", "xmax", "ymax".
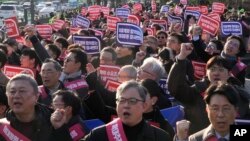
[
  {"xmin": 189, "ymin": 82, "xmax": 238, "ymax": 141},
  {"xmin": 82, "ymin": 80, "xmax": 171, "ymax": 141}
]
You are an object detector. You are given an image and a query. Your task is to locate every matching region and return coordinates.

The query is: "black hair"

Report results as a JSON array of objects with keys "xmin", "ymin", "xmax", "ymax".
[
  {"xmin": 206, "ymin": 56, "xmax": 231, "ymax": 71},
  {"xmin": 46, "ymin": 44, "xmax": 61, "ymax": 59},
  {"xmin": 54, "ymin": 37, "xmax": 69, "ymax": 49},
  {"xmin": 226, "ymin": 35, "xmax": 246, "ymax": 57},
  {"xmin": 0, "ymin": 50, "xmax": 7, "ymax": 68},
  {"xmin": 69, "ymin": 48, "xmax": 88, "ymax": 73},
  {"xmin": 169, "ymin": 32, "xmax": 186, "ymax": 44},
  {"xmin": 204, "ymin": 82, "xmax": 238, "ymax": 107},
  {"xmin": 53, "ymin": 90, "xmax": 81, "ymax": 116},
  {"xmin": 21, "ymin": 48, "xmax": 41, "ymax": 68}
]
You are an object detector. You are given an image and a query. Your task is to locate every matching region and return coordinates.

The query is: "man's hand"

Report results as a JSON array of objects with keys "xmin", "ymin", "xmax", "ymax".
[
  {"xmin": 176, "ymin": 120, "xmax": 191, "ymax": 140},
  {"xmin": 178, "ymin": 43, "xmax": 193, "ymax": 60},
  {"xmin": 135, "ymin": 51, "xmax": 146, "ymax": 64},
  {"xmin": 50, "ymin": 109, "xmax": 67, "ymax": 129}
]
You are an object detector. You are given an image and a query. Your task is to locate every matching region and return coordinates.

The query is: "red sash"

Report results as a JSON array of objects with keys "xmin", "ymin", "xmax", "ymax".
[
  {"xmin": 69, "ymin": 123, "xmax": 85, "ymax": 141},
  {"xmin": 64, "ymin": 78, "xmax": 89, "ymax": 90},
  {"xmin": 231, "ymin": 61, "xmax": 247, "ymax": 77},
  {"xmin": 148, "ymin": 121, "xmax": 160, "ymax": 128},
  {"xmin": 0, "ymin": 118, "xmax": 31, "ymax": 141},
  {"xmin": 205, "ymin": 135, "xmax": 218, "ymax": 141},
  {"xmin": 38, "ymin": 85, "xmax": 48, "ymax": 99},
  {"xmin": 106, "ymin": 118, "xmax": 128, "ymax": 141}
]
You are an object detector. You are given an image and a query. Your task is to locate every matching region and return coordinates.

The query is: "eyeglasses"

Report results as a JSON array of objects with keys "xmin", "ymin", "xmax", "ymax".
[
  {"xmin": 208, "ymin": 67, "xmax": 227, "ymax": 72},
  {"xmin": 138, "ymin": 67, "xmax": 155, "ymax": 76},
  {"xmin": 40, "ymin": 70, "xmax": 57, "ymax": 75},
  {"xmin": 208, "ymin": 105, "xmax": 233, "ymax": 115},
  {"xmin": 227, "ymin": 40, "xmax": 240, "ymax": 48},
  {"xmin": 116, "ymin": 97, "xmax": 145, "ymax": 105}
]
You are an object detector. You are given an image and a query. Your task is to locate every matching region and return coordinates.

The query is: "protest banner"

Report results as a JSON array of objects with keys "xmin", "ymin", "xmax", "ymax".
[
  {"xmin": 221, "ymin": 22, "xmax": 242, "ymax": 36},
  {"xmin": 4, "ymin": 17, "xmax": 19, "ymax": 38},
  {"xmin": 101, "ymin": 6, "xmax": 110, "ymax": 17},
  {"xmin": 99, "ymin": 65, "xmax": 120, "ymax": 84},
  {"xmin": 192, "ymin": 61, "xmax": 206, "ymax": 80},
  {"xmin": 107, "ymin": 16, "xmax": 121, "ymax": 31},
  {"xmin": 3, "ymin": 65, "xmax": 35, "ymax": 78},
  {"xmin": 146, "ymin": 28, "xmax": 155, "ymax": 36},
  {"xmin": 69, "ymin": 27, "xmax": 81, "ymax": 35},
  {"xmin": 105, "ymin": 80, "xmax": 121, "ymax": 92},
  {"xmin": 185, "ymin": 6, "xmax": 200, "ymax": 12},
  {"xmin": 150, "ymin": 19, "xmax": 168, "ymax": 31},
  {"xmin": 159, "ymin": 78, "xmax": 169, "ymax": 95},
  {"xmin": 212, "ymin": 2, "xmax": 225, "ymax": 14},
  {"xmin": 122, "ymin": 4, "xmax": 130, "ymax": 9},
  {"xmin": 88, "ymin": 5, "xmax": 101, "ymax": 20},
  {"xmin": 167, "ymin": 14, "xmax": 183, "ymax": 26},
  {"xmin": 72, "ymin": 36, "xmax": 101, "ymax": 54},
  {"xmin": 184, "ymin": 10, "xmax": 201, "ymax": 20},
  {"xmin": 127, "ymin": 15, "xmax": 140, "ymax": 26},
  {"xmin": 116, "ymin": 22, "xmax": 143, "ymax": 47},
  {"xmin": 151, "ymin": 0, "xmax": 156, "ymax": 12},
  {"xmin": 207, "ymin": 13, "xmax": 221, "ymax": 22},
  {"xmin": 116, "ymin": 8, "xmax": 130, "ymax": 19},
  {"xmin": 35, "ymin": 24, "xmax": 52, "ymax": 39},
  {"xmin": 15, "ymin": 36, "xmax": 25, "ymax": 44},
  {"xmin": 75, "ymin": 15, "xmax": 90, "ymax": 28},
  {"xmin": 197, "ymin": 14, "xmax": 220, "ymax": 36},
  {"xmin": 52, "ymin": 19, "xmax": 65, "ymax": 31},
  {"xmin": 160, "ymin": 5, "xmax": 170, "ymax": 13}
]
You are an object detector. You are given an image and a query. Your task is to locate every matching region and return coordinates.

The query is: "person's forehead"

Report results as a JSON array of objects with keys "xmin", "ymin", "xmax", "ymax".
[
  {"xmin": 53, "ymin": 95, "xmax": 63, "ymax": 102},
  {"xmin": 209, "ymin": 94, "xmax": 232, "ymax": 106},
  {"xmin": 42, "ymin": 62, "xmax": 56, "ymax": 70},
  {"xmin": 119, "ymin": 87, "xmax": 140, "ymax": 97},
  {"xmin": 66, "ymin": 52, "xmax": 75, "ymax": 58},
  {"xmin": 9, "ymin": 80, "xmax": 33, "ymax": 89}
]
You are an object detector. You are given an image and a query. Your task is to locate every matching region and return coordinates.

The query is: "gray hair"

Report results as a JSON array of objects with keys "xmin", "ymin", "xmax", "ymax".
[
  {"xmin": 119, "ymin": 65, "xmax": 137, "ymax": 80},
  {"xmin": 142, "ymin": 57, "xmax": 166, "ymax": 82},
  {"xmin": 43, "ymin": 58, "xmax": 62, "ymax": 72},
  {"xmin": 6, "ymin": 74, "xmax": 38, "ymax": 95},
  {"xmin": 116, "ymin": 80, "xmax": 148, "ymax": 102}
]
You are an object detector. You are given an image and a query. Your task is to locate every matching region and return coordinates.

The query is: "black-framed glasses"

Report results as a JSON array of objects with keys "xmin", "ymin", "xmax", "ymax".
[
  {"xmin": 116, "ymin": 97, "xmax": 145, "ymax": 105},
  {"xmin": 157, "ymin": 36, "xmax": 165, "ymax": 39},
  {"xmin": 138, "ymin": 67, "xmax": 155, "ymax": 76}
]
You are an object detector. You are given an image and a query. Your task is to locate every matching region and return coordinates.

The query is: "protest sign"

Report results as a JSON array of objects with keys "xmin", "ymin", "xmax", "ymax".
[
  {"xmin": 122, "ymin": 4, "xmax": 130, "ymax": 9},
  {"xmin": 69, "ymin": 27, "xmax": 81, "ymax": 35},
  {"xmin": 72, "ymin": 36, "xmax": 101, "ymax": 54},
  {"xmin": 91, "ymin": 29, "xmax": 104, "ymax": 38},
  {"xmin": 146, "ymin": 28, "xmax": 155, "ymax": 36},
  {"xmin": 150, "ymin": 19, "xmax": 168, "ymax": 31},
  {"xmin": 107, "ymin": 16, "xmax": 121, "ymax": 31},
  {"xmin": 52, "ymin": 19, "xmax": 65, "ymax": 31},
  {"xmin": 160, "ymin": 5, "xmax": 170, "ymax": 13},
  {"xmin": 4, "ymin": 17, "xmax": 19, "ymax": 38},
  {"xmin": 99, "ymin": 65, "xmax": 120, "ymax": 84},
  {"xmin": 101, "ymin": 6, "xmax": 110, "ymax": 17},
  {"xmin": 159, "ymin": 78, "xmax": 169, "ymax": 95},
  {"xmin": 116, "ymin": 8, "xmax": 130, "ymax": 19},
  {"xmin": 197, "ymin": 14, "xmax": 220, "ymax": 36},
  {"xmin": 151, "ymin": 0, "xmax": 156, "ymax": 12},
  {"xmin": 127, "ymin": 15, "xmax": 140, "ymax": 25},
  {"xmin": 35, "ymin": 24, "xmax": 52, "ymax": 39},
  {"xmin": 185, "ymin": 6, "xmax": 200, "ymax": 12},
  {"xmin": 88, "ymin": 5, "xmax": 101, "ymax": 20},
  {"xmin": 212, "ymin": 2, "xmax": 225, "ymax": 14},
  {"xmin": 207, "ymin": 13, "xmax": 221, "ymax": 22},
  {"xmin": 75, "ymin": 15, "xmax": 90, "ymax": 28},
  {"xmin": 192, "ymin": 61, "xmax": 206, "ymax": 80},
  {"xmin": 180, "ymin": 0, "xmax": 187, "ymax": 5},
  {"xmin": 221, "ymin": 22, "xmax": 242, "ymax": 36},
  {"xmin": 105, "ymin": 80, "xmax": 121, "ymax": 92},
  {"xmin": 3, "ymin": 65, "xmax": 35, "ymax": 78},
  {"xmin": 167, "ymin": 14, "xmax": 183, "ymax": 26},
  {"xmin": 116, "ymin": 22, "xmax": 143, "ymax": 47},
  {"xmin": 184, "ymin": 10, "xmax": 201, "ymax": 20}
]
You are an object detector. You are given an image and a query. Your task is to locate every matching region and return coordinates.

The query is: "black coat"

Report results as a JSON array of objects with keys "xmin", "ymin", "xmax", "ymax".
[
  {"xmin": 0, "ymin": 104, "xmax": 53, "ymax": 141},
  {"xmin": 82, "ymin": 120, "xmax": 172, "ymax": 141}
]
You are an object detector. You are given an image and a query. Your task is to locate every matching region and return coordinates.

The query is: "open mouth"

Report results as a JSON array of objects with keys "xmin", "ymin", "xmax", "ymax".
[
  {"xmin": 13, "ymin": 102, "xmax": 22, "ymax": 107},
  {"xmin": 123, "ymin": 112, "xmax": 131, "ymax": 117}
]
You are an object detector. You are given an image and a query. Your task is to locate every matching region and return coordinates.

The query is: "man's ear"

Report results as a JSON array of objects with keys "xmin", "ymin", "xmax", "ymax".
[{"xmin": 151, "ymin": 96, "xmax": 158, "ymax": 106}]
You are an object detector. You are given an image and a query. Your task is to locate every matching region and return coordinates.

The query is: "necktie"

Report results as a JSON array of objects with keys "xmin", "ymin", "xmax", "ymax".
[{"xmin": 218, "ymin": 138, "xmax": 228, "ymax": 141}]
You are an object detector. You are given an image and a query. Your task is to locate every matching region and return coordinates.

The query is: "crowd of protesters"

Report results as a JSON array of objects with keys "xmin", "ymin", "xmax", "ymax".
[{"xmin": 0, "ymin": 1, "xmax": 250, "ymax": 141}]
